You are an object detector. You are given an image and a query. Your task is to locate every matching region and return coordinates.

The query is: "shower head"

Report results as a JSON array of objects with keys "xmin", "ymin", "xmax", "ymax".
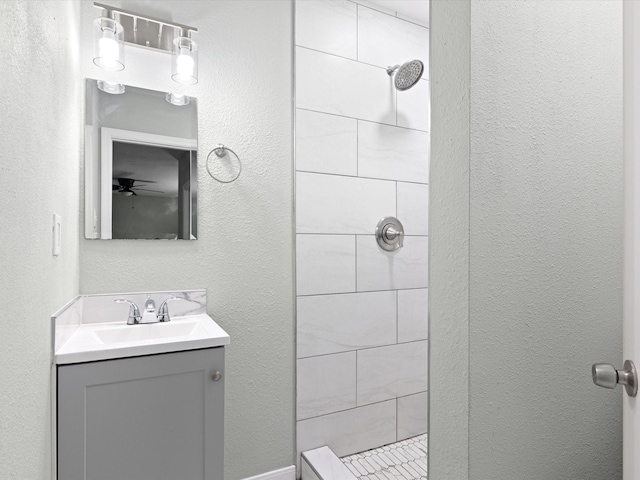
[{"xmin": 387, "ymin": 59, "xmax": 424, "ymax": 91}]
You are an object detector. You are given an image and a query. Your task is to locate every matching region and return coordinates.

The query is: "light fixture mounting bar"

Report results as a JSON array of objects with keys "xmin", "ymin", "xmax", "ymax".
[{"xmin": 94, "ymin": 2, "xmax": 197, "ymax": 53}]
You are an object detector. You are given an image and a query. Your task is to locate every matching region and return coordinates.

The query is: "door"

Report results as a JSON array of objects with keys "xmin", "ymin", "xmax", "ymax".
[
  {"xmin": 624, "ymin": 2, "xmax": 638, "ymax": 478},
  {"xmin": 594, "ymin": 4, "xmax": 640, "ymax": 478}
]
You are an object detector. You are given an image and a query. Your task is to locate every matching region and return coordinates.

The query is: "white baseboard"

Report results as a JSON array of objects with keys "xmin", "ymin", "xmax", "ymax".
[{"xmin": 243, "ymin": 465, "xmax": 296, "ymax": 480}]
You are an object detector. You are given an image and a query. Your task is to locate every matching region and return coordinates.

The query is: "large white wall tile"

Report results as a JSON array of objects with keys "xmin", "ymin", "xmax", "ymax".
[
  {"xmin": 397, "ymin": 182, "xmax": 429, "ymax": 236},
  {"xmin": 357, "ymin": 6, "xmax": 429, "ymax": 72},
  {"xmin": 358, "ymin": 121, "xmax": 429, "ymax": 183},
  {"xmin": 296, "ymin": 47, "xmax": 396, "ymax": 124},
  {"xmin": 357, "ymin": 341, "xmax": 428, "ymax": 405},
  {"xmin": 397, "ymin": 288, "xmax": 428, "ymax": 343},
  {"xmin": 297, "ymin": 234, "xmax": 356, "ymax": 295},
  {"xmin": 297, "ymin": 400, "xmax": 396, "ymax": 458},
  {"xmin": 296, "ymin": 110, "xmax": 357, "ymax": 176},
  {"xmin": 297, "ymin": 291, "xmax": 396, "ymax": 358},
  {"xmin": 297, "ymin": 352, "xmax": 357, "ymax": 420},
  {"xmin": 397, "ymin": 79, "xmax": 430, "ymax": 131},
  {"xmin": 297, "ymin": 172, "xmax": 396, "ymax": 234},
  {"xmin": 296, "ymin": 0, "xmax": 357, "ymax": 59},
  {"xmin": 397, "ymin": 392, "xmax": 428, "ymax": 441},
  {"xmin": 356, "ymin": 236, "xmax": 429, "ymax": 291}
]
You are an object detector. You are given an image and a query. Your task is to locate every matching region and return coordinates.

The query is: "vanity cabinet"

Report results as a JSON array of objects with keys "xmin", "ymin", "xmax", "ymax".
[{"xmin": 57, "ymin": 347, "xmax": 224, "ymax": 480}]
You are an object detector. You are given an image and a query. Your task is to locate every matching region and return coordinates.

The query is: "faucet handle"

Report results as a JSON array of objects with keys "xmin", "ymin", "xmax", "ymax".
[
  {"xmin": 115, "ymin": 299, "xmax": 141, "ymax": 325},
  {"xmin": 157, "ymin": 297, "xmax": 181, "ymax": 322}
]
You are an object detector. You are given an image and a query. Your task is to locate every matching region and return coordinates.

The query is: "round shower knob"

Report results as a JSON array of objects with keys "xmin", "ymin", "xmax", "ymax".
[{"xmin": 375, "ymin": 217, "xmax": 404, "ymax": 251}]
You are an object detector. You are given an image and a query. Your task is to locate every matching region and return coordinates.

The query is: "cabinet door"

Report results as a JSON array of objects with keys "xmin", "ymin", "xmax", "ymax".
[{"xmin": 57, "ymin": 347, "xmax": 224, "ymax": 480}]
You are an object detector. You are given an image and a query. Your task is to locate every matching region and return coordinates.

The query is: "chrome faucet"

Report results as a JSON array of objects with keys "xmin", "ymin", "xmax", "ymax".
[
  {"xmin": 157, "ymin": 297, "xmax": 181, "ymax": 322},
  {"xmin": 140, "ymin": 296, "xmax": 157, "ymax": 324},
  {"xmin": 115, "ymin": 299, "xmax": 142, "ymax": 325},
  {"xmin": 116, "ymin": 295, "xmax": 182, "ymax": 325}
]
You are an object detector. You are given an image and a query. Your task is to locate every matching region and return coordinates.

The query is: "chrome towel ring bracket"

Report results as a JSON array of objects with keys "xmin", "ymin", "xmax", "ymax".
[{"xmin": 206, "ymin": 144, "xmax": 242, "ymax": 183}]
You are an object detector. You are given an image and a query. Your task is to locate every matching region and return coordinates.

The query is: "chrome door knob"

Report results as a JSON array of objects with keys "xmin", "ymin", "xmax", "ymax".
[{"xmin": 592, "ymin": 360, "xmax": 638, "ymax": 397}]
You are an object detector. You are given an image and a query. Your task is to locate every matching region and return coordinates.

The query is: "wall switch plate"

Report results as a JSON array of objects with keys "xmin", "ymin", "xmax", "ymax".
[{"xmin": 53, "ymin": 214, "xmax": 61, "ymax": 256}]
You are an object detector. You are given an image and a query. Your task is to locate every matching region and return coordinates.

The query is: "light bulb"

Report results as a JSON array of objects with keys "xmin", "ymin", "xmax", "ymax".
[
  {"xmin": 98, "ymin": 32, "xmax": 119, "ymax": 69},
  {"xmin": 172, "ymin": 37, "xmax": 197, "ymax": 85},
  {"xmin": 176, "ymin": 48, "xmax": 195, "ymax": 80},
  {"xmin": 93, "ymin": 18, "xmax": 124, "ymax": 71}
]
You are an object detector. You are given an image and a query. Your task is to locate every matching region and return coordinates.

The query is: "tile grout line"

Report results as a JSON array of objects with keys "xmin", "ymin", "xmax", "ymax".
[
  {"xmin": 395, "ymin": 180, "xmax": 398, "ymax": 217},
  {"xmin": 356, "ymin": 119, "xmax": 359, "ymax": 177},
  {"xmin": 346, "ymin": 0, "xmax": 430, "ymax": 30},
  {"xmin": 297, "ymin": 339, "xmax": 428, "ymax": 361},
  {"xmin": 396, "ymin": 290, "xmax": 399, "ymax": 345},
  {"xmin": 298, "ymin": 397, "xmax": 398, "ymax": 423},
  {"xmin": 356, "ymin": 3, "xmax": 359, "ymax": 62},
  {"xmin": 355, "ymin": 348, "xmax": 359, "ymax": 408},
  {"xmin": 355, "ymin": 234, "xmax": 358, "ymax": 292},
  {"xmin": 295, "ymin": 106, "xmax": 430, "ymax": 134},
  {"xmin": 296, "ymin": 169, "xmax": 429, "ymax": 187},
  {"xmin": 296, "ymin": 232, "xmax": 429, "ymax": 237},
  {"xmin": 297, "ymin": 284, "xmax": 429, "ymax": 298},
  {"xmin": 340, "ymin": 433, "xmax": 428, "ymax": 479}
]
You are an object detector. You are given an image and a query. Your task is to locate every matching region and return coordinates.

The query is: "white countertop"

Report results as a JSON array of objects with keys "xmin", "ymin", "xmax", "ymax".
[{"xmin": 55, "ymin": 314, "xmax": 230, "ymax": 365}]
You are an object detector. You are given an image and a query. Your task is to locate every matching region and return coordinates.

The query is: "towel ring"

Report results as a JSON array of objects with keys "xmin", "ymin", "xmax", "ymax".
[{"xmin": 206, "ymin": 144, "xmax": 242, "ymax": 183}]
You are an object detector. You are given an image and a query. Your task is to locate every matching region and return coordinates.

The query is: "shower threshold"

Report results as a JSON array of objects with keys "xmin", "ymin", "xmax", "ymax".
[{"xmin": 302, "ymin": 434, "xmax": 427, "ymax": 480}]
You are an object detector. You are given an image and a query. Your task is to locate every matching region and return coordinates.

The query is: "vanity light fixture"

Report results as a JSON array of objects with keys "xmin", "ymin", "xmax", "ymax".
[
  {"xmin": 93, "ymin": 16, "xmax": 124, "ymax": 71},
  {"xmin": 172, "ymin": 37, "xmax": 198, "ymax": 85},
  {"xmin": 97, "ymin": 80, "xmax": 125, "ymax": 95},
  {"xmin": 93, "ymin": 3, "xmax": 198, "ymax": 84},
  {"xmin": 166, "ymin": 93, "xmax": 191, "ymax": 106}
]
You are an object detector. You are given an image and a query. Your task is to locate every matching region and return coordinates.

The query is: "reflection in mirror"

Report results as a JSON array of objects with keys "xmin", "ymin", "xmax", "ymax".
[{"xmin": 84, "ymin": 79, "xmax": 198, "ymax": 239}]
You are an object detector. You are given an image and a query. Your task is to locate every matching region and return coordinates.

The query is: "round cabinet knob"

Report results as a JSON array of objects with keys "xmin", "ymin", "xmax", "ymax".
[{"xmin": 211, "ymin": 371, "xmax": 222, "ymax": 382}]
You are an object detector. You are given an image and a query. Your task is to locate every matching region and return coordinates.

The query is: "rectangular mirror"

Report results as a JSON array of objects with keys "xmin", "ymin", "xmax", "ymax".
[{"xmin": 84, "ymin": 79, "xmax": 198, "ymax": 240}]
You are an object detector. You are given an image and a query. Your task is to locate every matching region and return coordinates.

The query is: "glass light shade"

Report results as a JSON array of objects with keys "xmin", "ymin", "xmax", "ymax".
[
  {"xmin": 93, "ymin": 17, "xmax": 124, "ymax": 71},
  {"xmin": 172, "ymin": 37, "xmax": 198, "ymax": 85},
  {"xmin": 166, "ymin": 93, "xmax": 191, "ymax": 106},
  {"xmin": 97, "ymin": 80, "xmax": 125, "ymax": 95}
]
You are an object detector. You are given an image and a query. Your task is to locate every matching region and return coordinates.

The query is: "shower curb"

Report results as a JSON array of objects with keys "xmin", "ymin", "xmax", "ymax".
[{"xmin": 301, "ymin": 446, "xmax": 357, "ymax": 480}]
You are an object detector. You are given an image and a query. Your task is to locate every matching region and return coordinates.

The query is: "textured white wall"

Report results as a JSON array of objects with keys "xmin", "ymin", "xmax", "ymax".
[
  {"xmin": 430, "ymin": 1, "xmax": 623, "ymax": 478},
  {"xmin": 468, "ymin": 1, "xmax": 623, "ymax": 479},
  {"xmin": 77, "ymin": 1, "xmax": 294, "ymax": 478},
  {"xmin": 0, "ymin": 1, "xmax": 81, "ymax": 478},
  {"xmin": 428, "ymin": 0, "xmax": 470, "ymax": 478}
]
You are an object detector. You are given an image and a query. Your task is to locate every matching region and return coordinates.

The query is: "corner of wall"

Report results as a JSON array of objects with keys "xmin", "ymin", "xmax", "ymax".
[{"xmin": 428, "ymin": 0, "xmax": 470, "ymax": 478}]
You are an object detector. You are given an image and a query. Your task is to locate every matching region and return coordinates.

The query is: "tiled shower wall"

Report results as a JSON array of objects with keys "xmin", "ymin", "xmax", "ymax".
[{"xmin": 295, "ymin": 0, "xmax": 430, "ymax": 461}]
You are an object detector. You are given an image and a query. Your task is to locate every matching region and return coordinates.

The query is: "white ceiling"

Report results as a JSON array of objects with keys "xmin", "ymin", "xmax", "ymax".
[{"xmin": 363, "ymin": 0, "xmax": 429, "ymax": 26}]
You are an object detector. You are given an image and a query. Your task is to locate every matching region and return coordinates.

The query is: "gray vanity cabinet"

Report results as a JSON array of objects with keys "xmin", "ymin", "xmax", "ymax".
[{"xmin": 57, "ymin": 347, "xmax": 224, "ymax": 480}]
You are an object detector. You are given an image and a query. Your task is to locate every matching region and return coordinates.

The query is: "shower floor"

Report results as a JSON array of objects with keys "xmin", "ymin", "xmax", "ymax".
[{"xmin": 340, "ymin": 434, "xmax": 428, "ymax": 480}]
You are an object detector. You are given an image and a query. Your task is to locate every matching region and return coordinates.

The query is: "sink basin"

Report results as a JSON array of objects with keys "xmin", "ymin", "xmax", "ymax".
[
  {"xmin": 55, "ymin": 314, "xmax": 230, "ymax": 364},
  {"xmin": 93, "ymin": 321, "xmax": 202, "ymax": 345}
]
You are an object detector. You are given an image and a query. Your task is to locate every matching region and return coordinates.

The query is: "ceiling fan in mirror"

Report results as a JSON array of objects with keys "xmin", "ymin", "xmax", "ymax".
[{"xmin": 112, "ymin": 177, "xmax": 164, "ymax": 196}]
